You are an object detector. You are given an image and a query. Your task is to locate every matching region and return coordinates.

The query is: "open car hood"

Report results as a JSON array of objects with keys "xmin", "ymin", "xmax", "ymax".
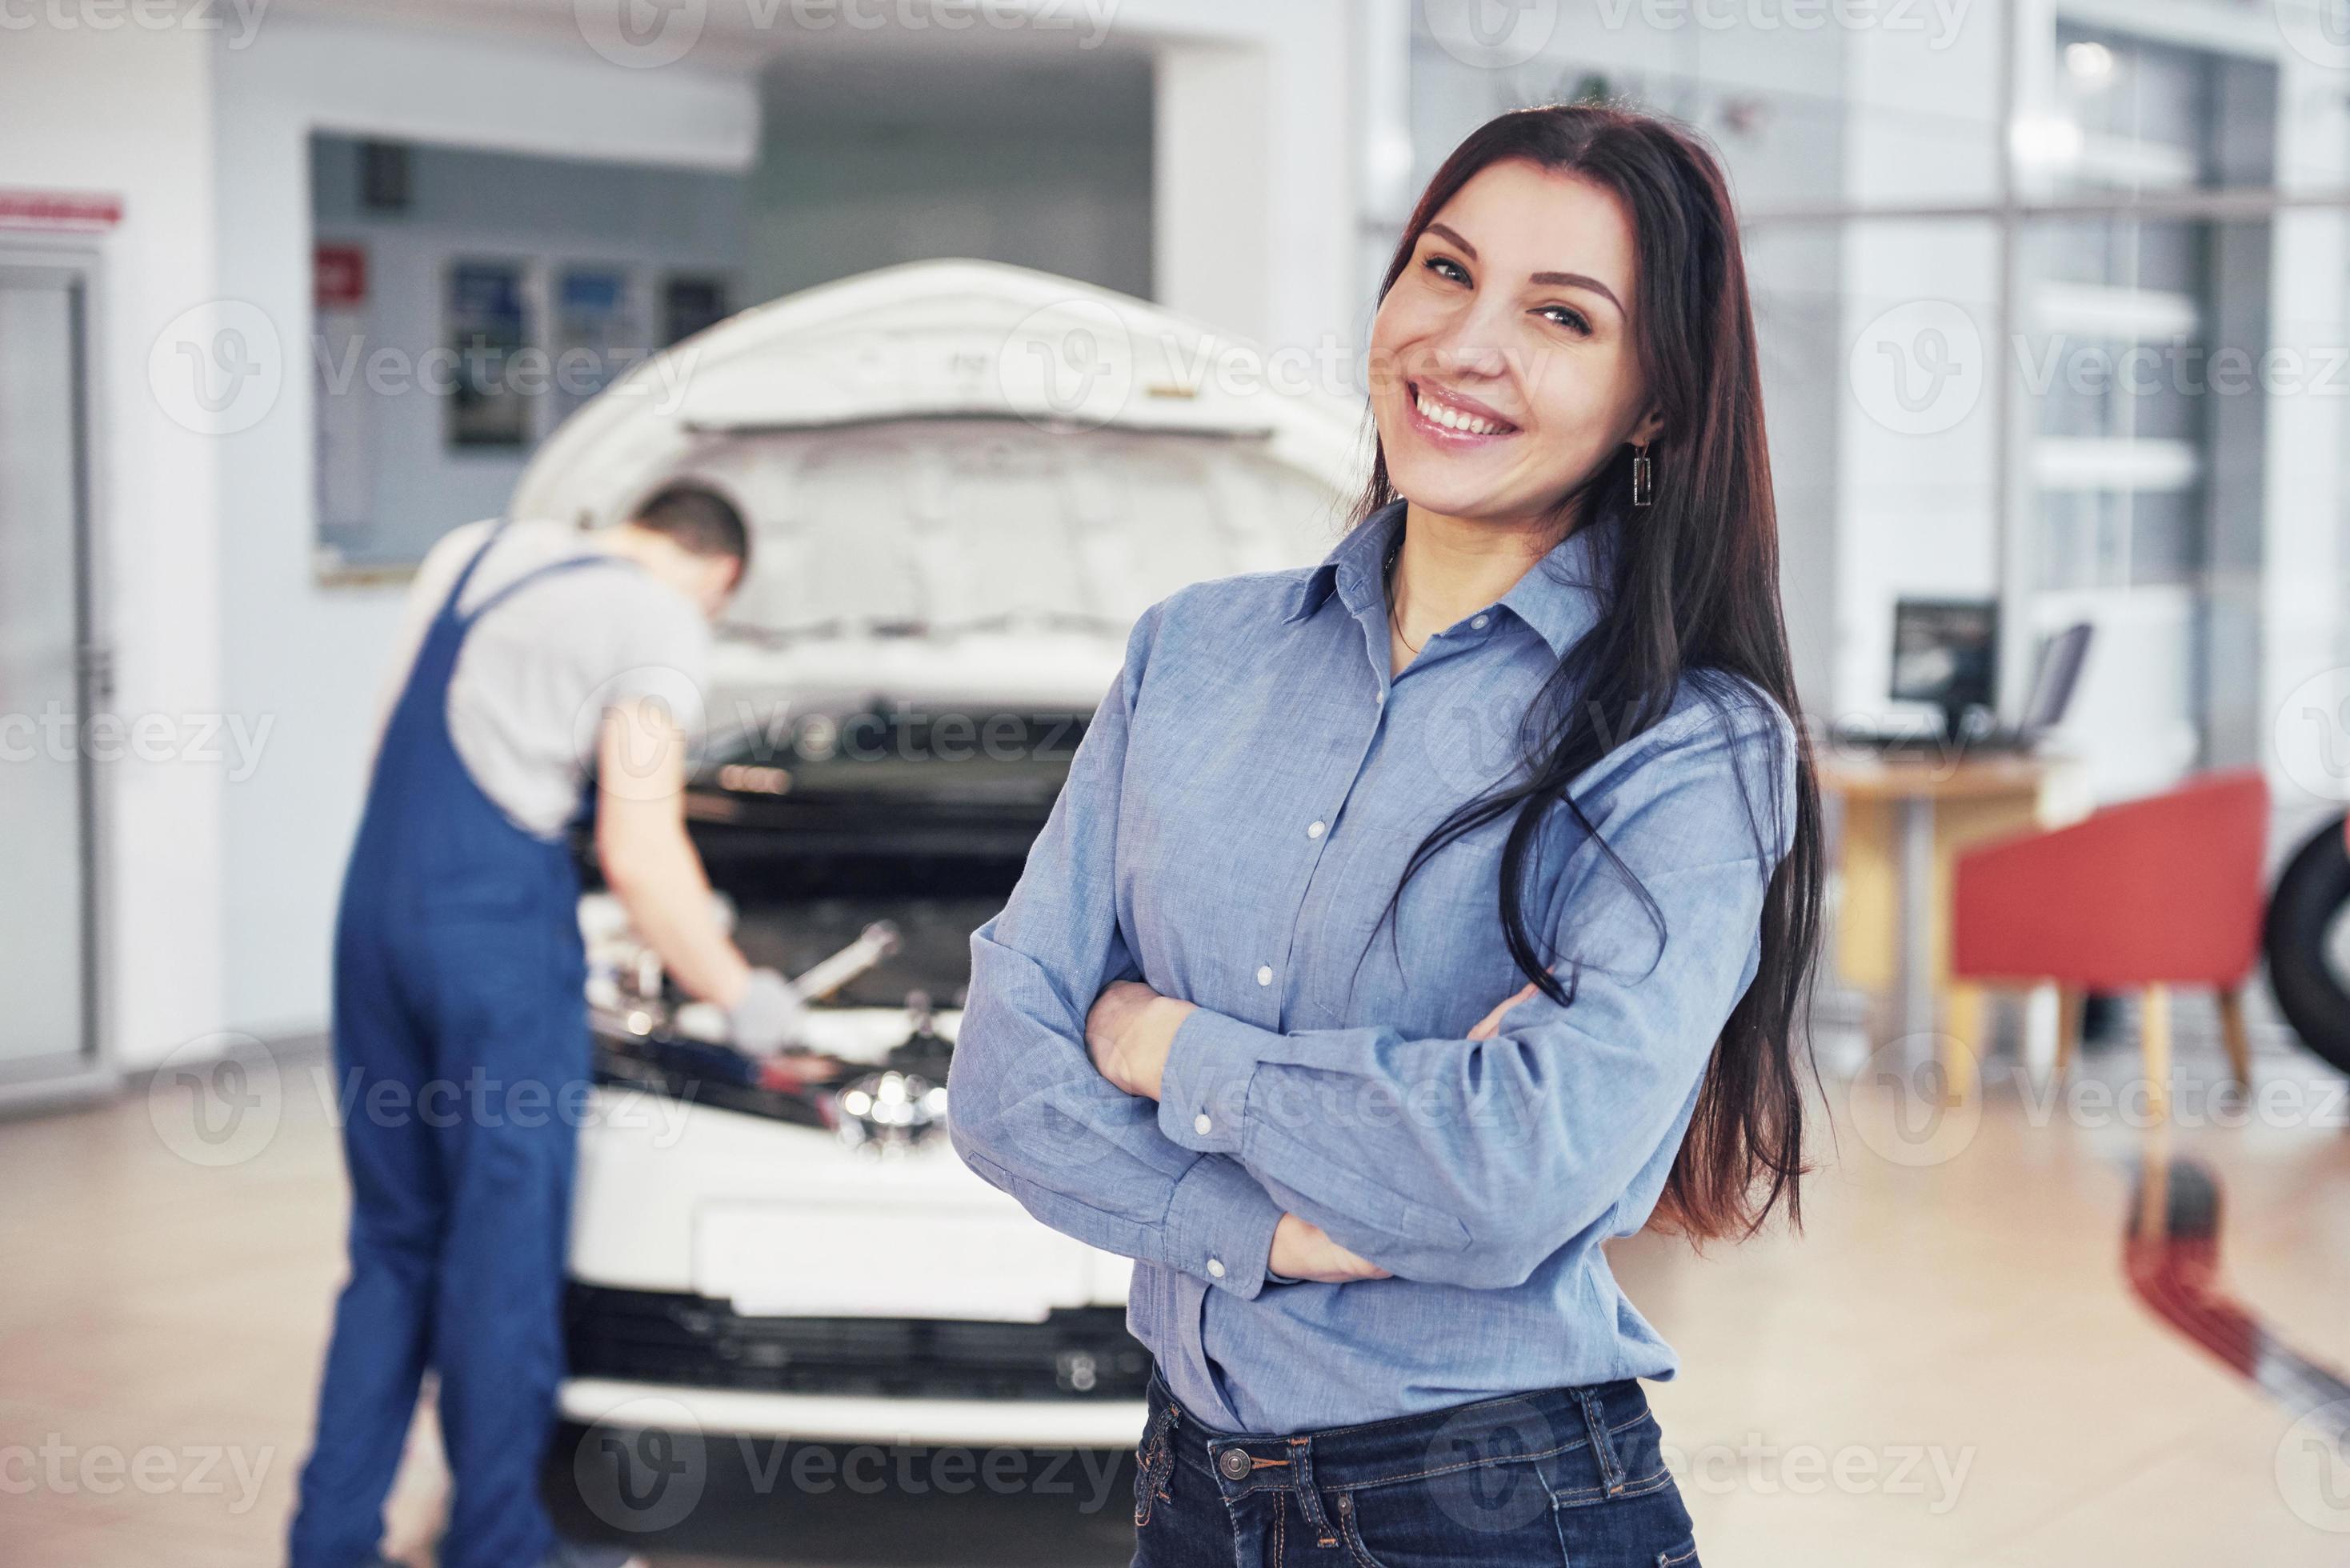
[{"xmin": 510, "ymin": 257, "xmax": 1366, "ymax": 534}]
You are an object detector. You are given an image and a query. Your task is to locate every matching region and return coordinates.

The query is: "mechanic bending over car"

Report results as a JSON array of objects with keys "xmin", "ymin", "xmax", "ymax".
[{"xmin": 288, "ymin": 483, "xmax": 805, "ymax": 1568}]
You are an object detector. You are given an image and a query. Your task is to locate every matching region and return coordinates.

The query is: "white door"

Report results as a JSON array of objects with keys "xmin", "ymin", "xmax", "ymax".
[{"xmin": 0, "ymin": 254, "xmax": 103, "ymax": 1094}]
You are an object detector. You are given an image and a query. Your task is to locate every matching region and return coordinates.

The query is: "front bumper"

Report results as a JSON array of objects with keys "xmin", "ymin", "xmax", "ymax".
[
  {"xmin": 562, "ymin": 1282, "xmax": 1152, "ymax": 1447},
  {"xmin": 568, "ymin": 1282, "xmax": 1151, "ymax": 1402},
  {"xmin": 558, "ymin": 1378, "xmax": 1149, "ymax": 1450}
]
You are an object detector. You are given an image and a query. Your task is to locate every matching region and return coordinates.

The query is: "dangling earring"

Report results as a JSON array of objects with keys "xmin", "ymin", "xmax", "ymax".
[{"xmin": 1631, "ymin": 442, "xmax": 1654, "ymax": 508}]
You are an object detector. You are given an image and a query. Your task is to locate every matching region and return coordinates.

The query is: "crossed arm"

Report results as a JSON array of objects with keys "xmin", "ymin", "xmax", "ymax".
[
  {"xmin": 945, "ymin": 604, "xmax": 1795, "ymax": 1292},
  {"xmin": 945, "ymin": 605, "xmax": 1383, "ymax": 1296}
]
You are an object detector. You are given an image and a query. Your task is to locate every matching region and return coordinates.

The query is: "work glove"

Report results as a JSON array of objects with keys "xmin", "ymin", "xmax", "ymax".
[{"xmin": 730, "ymin": 967, "xmax": 808, "ymax": 1056}]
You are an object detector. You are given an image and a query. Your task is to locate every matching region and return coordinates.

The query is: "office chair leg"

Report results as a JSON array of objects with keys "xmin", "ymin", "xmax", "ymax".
[
  {"xmin": 2216, "ymin": 986, "xmax": 2253, "ymax": 1089},
  {"xmin": 2053, "ymin": 984, "xmax": 2082, "ymax": 1086},
  {"xmin": 2141, "ymin": 984, "xmax": 2172, "ymax": 1125},
  {"xmin": 1942, "ymin": 985, "xmax": 1987, "ymax": 1105}
]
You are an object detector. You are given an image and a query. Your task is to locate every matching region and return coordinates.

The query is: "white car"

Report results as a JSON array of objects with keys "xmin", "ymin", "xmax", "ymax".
[{"xmin": 509, "ymin": 260, "xmax": 1361, "ymax": 1464}]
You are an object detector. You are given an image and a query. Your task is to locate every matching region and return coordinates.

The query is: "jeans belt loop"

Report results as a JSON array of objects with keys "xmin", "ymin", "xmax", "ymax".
[
  {"xmin": 1575, "ymin": 1386, "xmax": 1626, "ymax": 1496},
  {"xmin": 1287, "ymin": 1436, "xmax": 1342, "ymax": 1547}
]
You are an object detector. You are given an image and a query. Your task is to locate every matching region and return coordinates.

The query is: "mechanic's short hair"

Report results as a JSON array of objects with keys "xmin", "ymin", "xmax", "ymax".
[{"xmin": 629, "ymin": 482, "xmax": 751, "ymax": 575}]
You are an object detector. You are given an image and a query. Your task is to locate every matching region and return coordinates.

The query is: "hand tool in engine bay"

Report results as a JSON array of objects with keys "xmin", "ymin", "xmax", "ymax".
[{"xmin": 751, "ymin": 921, "xmax": 901, "ymax": 1091}]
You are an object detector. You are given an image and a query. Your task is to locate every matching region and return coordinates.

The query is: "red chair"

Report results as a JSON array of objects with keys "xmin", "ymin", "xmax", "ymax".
[{"xmin": 1950, "ymin": 768, "xmax": 2269, "ymax": 1119}]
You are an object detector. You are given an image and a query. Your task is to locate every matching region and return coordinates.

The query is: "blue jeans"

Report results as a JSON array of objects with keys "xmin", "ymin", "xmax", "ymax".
[{"xmin": 1131, "ymin": 1370, "xmax": 1701, "ymax": 1567}]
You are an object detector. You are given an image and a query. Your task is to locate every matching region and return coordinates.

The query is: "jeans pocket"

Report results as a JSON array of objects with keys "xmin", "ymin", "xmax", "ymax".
[
  {"xmin": 1656, "ymin": 1535, "xmax": 1701, "ymax": 1567},
  {"xmin": 1334, "ymin": 1490, "xmax": 1391, "ymax": 1568},
  {"xmin": 1336, "ymin": 1465, "xmax": 1567, "ymax": 1568}
]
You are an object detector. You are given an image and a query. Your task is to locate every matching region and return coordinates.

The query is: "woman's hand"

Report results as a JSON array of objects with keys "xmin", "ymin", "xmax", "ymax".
[
  {"xmin": 1084, "ymin": 980, "xmax": 1195, "ymax": 1102},
  {"xmin": 1468, "ymin": 981, "xmax": 1539, "ymax": 1040},
  {"xmin": 1269, "ymin": 1214, "xmax": 1391, "ymax": 1282}
]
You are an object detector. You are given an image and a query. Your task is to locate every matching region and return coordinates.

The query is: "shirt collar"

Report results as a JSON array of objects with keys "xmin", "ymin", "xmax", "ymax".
[{"xmin": 1279, "ymin": 495, "xmax": 1618, "ymax": 658}]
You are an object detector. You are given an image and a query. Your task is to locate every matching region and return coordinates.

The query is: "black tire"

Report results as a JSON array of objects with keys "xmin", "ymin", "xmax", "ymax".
[{"xmin": 2264, "ymin": 813, "xmax": 2350, "ymax": 1074}]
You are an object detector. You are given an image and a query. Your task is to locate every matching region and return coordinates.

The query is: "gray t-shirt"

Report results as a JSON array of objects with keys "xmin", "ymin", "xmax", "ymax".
[{"xmin": 376, "ymin": 518, "xmax": 713, "ymax": 841}]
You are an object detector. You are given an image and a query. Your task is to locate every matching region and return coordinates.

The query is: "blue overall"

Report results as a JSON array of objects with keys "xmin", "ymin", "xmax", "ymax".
[{"xmin": 290, "ymin": 526, "xmax": 621, "ymax": 1568}]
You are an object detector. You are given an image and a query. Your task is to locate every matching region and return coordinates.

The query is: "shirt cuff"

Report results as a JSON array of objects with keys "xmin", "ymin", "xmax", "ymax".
[
  {"xmin": 1158, "ymin": 1154, "xmax": 1283, "ymax": 1302},
  {"xmin": 1158, "ymin": 1006, "xmax": 1272, "ymax": 1155}
]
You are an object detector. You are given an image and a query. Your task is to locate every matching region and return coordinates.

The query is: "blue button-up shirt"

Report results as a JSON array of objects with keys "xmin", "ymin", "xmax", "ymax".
[{"xmin": 947, "ymin": 494, "xmax": 1798, "ymax": 1435}]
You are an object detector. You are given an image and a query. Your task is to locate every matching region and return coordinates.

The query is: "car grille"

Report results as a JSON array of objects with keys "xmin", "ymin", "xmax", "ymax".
[{"xmin": 566, "ymin": 1284, "xmax": 1152, "ymax": 1402}]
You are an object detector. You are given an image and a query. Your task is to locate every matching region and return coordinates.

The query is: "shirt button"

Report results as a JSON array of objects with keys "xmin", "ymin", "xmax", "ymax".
[
  {"xmin": 1207, "ymin": 1257, "xmax": 1227, "ymax": 1278},
  {"xmin": 1255, "ymin": 965, "xmax": 1272, "ymax": 986},
  {"xmin": 1306, "ymin": 820, "xmax": 1325, "ymax": 839},
  {"xmin": 1471, "ymin": 614, "xmax": 1489, "ymax": 629},
  {"xmin": 1195, "ymin": 1113, "xmax": 1213, "ymax": 1135}
]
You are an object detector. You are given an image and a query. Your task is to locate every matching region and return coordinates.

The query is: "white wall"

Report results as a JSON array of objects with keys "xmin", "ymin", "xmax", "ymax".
[
  {"xmin": 746, "ymin": 59, "xmax": 1153, "ymax": 306},
  {"xmin": 210, "ymin": 16, "xmax": 761, "ymax": 1039},
  {"xmin": 1127, "ymin": 0, "xmax": 1359, "ymax": 381},
  {"xmin": 0, "ymin": 22, "xmax": 226, "ymax": 1074}
]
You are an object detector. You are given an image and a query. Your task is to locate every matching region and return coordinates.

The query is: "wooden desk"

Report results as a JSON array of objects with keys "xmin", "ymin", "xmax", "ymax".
[{"xmin": 1820, "ymin": 750, "xmax": 2091, "ymax": 1098}]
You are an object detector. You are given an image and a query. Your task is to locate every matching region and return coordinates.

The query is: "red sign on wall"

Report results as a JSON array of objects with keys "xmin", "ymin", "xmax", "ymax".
[
  {"xmin": 314, "ymin": 243, "xmax": 368, "ymax": 308},
  {"xmin": 0, "ymin": 190, "xmax": 123, "ymax": 231}
]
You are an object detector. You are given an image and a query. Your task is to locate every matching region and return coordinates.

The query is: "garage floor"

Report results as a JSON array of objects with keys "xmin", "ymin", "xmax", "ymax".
[{"xmin": 6, "ymin": 1024, "xmax": 2349, "ymax": 1566}]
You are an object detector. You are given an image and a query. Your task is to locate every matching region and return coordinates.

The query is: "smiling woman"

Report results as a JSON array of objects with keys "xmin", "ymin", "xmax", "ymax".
[
  {"xmin": 947, "ymin": 101, "xmax": 1824, "ymax": 1568},
  {"xmin": 1372, "ymin": 163, "xmax": 1662, "ymax": 542}
]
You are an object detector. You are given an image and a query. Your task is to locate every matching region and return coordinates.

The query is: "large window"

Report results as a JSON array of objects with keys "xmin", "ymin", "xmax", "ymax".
[{"xmin": 1407, "ymin": 2, "xmax": 2348, "ymax": 802}]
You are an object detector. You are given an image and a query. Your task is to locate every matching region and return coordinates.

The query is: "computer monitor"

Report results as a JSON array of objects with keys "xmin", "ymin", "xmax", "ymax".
[
  {"xmin": 2019, "ymin": 621, "xmax": 2093, "ymax": 735},
  {"xmin": 1889, "ymin": 598, "xmax": 1998, "ymax": 741}
]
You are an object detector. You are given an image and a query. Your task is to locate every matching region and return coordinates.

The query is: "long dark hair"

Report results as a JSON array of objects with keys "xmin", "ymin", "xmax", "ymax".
[{"xmin": 1359, "ymin": 102, "xmax": 1825, "ymax": 1244}]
